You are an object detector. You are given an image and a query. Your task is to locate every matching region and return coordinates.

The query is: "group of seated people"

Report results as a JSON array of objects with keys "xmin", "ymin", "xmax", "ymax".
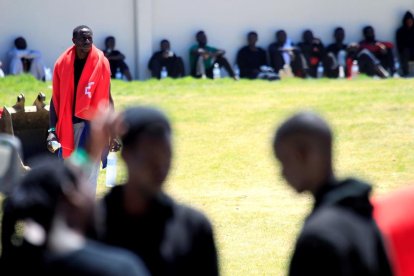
[{"xmin": 2, "ymin": 11, "xmax": 414, "ymax": 80}]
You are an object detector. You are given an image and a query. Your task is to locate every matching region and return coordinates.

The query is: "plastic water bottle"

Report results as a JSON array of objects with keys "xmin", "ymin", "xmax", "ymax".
[
  {"xmin": 213, "ymin": 63, "xmax": 221, "ymax": 79},
  {"xmin": 234, "ymin": 64, "xmax": 240, "ymax": 79},
  {"xmin": 351, "ymin": 60, "xmax": 359, "ymax": 79},
  {"xmin": 160, "ymin": 66, "xmax": 168, "ymax": 79},
  {"xmin": 44, "ymin": 68, "xmax": 52, "ymax": 81},
  {"xmin": 338, "ymin": 66, "xmax": 345, "ymax": 79},
  {"xmin": 317, "ymin": 62, "xmax": 324, "ymax": 78},
  {"xmin": 115, "ymin": 68, "xmax": 123, "ymax": 80},
  {"xmin": 105, "ymin": 151, "xmax": 117, "ymax": 188}
]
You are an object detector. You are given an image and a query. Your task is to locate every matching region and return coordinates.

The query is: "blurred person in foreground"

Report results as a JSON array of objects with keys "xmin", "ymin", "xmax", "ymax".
[
  {"xmin": 273, "ymin": 112, "xmax": 392, "ymax": 276},
  {"xmin": 0, "ymin": 113, "xmax": 149, "ymax": 275},
  {"xmin": 94, "ymin": 106, "xmax": 219, "ymax": 276}
]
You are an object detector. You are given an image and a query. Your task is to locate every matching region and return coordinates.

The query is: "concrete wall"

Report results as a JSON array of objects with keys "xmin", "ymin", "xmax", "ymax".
[{"xmin": 0, "ymin": 0, "xmax": 412, "ymax": 79}]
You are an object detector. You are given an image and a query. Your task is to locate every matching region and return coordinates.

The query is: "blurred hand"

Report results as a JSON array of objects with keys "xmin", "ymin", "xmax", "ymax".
[
  {"xmin": 46, "ymin": 132, "xmax": 59, "ymax": 153},
  {"xmin": 86, "ymin": 104, "xmax": 126, "ymax": 162}
]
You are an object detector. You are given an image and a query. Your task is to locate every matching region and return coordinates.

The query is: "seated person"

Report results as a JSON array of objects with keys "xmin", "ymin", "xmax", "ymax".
[
  {"xmin": 325, "ymin": 27, "xmax": 351, "ymax": 78},
  {"xmin": 268, "ymin": 30, "xmax": 306, "ymax": 78},
  {"xmin": 9, "ymin": 37, "xmax": 45, "ymax": 80},
  {"xmin": 297, "ymin": 30, "xmax": 326, "ymax": 78},
  {"xmin": 103, "ymin": 36, "xmax": 132, "ymax": 81},
  {"xmin": 189, "ymin": 30, "xmax": 237, "ymax": 79},
  {"xmin": 358, "ymin": 26, "xmax": 396, "ymax": 78},
  {"xmin": 148, "ymin": 39, "xmax": 185, "ymax": 79},
  {"xmin": 236, "ymin": 31, "xmax": 269, "ymax": 79},
  {"xmin": 396, "ymin": 11, "xmax": 414, "ymax": 77}
]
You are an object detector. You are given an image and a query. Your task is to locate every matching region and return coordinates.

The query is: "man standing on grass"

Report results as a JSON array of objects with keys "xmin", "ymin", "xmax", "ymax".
[
  {"xmin": 95, "ymin": 106, "xmax": 219, "ymax": 276},
  {"xmin": 47, "ymin": 25, "xmax": 118, "ymax": 193},
  {"xmin": 273, "ymin": 112, "xmax": 392, "ymax": 276}
]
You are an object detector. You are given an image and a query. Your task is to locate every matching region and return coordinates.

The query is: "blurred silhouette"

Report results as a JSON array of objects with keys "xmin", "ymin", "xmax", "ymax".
[
  {"xmin": 1, "ymin": 156, "xmax": 149, "ymax": 275},
  {"xmin": 396, "ymin": 11, "xmax": 414, "ymax": 76},
  {"xmin": 273, "ymin": 112, "xmax": 392, "ymax": 276},
  {"xmin": 95, "ymin": 107, "xmax": 219, "ymax": 276}
]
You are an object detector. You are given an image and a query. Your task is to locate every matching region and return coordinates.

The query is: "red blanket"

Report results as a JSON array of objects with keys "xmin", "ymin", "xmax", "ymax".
[{"xmin": 52, "ymin": 45, "xmax": 110, "ymax": 158}]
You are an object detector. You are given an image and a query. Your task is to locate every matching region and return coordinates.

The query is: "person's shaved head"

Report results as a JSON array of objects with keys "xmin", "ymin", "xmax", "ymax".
[
  {"xmin": 273, "ymin": 112, "xmax": 334, "ymax": 194},
  {"xmin": 274, "ymin": 112, "xmax": 332, "ymax": 154}
]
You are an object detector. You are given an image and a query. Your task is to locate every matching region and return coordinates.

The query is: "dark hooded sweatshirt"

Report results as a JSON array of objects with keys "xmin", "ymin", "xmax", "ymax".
[
  {"xmin": 289, "ymin": 178, "xmax": 393, "ymax": 276},
  {"xmin": 396, "ymin": 11, "xmax": 414, "ymax": 53}
]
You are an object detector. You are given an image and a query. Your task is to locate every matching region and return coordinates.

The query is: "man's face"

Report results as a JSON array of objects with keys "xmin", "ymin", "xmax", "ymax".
[
  {"xmin": 248, "ymin": 34, "xmax": 258, "ymax": 46},
  {"xmin": 197, "ymin": 33, "xmax": 207, "ymax": 46},
  {"xmin": 334, "ymin": 29, "xmax": 345, "ymax": 43},
  {"xmin": 15, "ymin": 37, "xmax": 27, "ymax": 50},
  {"xmin": 277, "ymin": 31, "xmax": 287, "ymax": 45},
  {"xmin": 364, "ymin": 27, "xmax": 375, "ymax": 41},
  {"xmin": 161, "ymin": 41, "xmax": 170, "ymax": 52},
  {"xmin": 73, "ymin": 29, "xmax": 93, "ymax": 54},
  {"xmin": 125, "ymin": 135, "xmax": 172, "ymax": 196},
  {"xmin": 106, "ymin": 38, "xmax": 115, "ymax": 50},
  {"xmin": 406, "ymin": 18, "xmax": 414, "ymax": 28},
  {"xmin": 303, "ymin": 31, "xmax": 314, "ymax": 44},
  {"xmin": 275, "ymin": 141, "xmax": 309, "ymax": 193}
]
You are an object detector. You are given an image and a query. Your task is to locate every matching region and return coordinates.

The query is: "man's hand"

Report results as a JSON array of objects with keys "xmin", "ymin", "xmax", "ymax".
[
  {"xmin": 86, "ymin": 104, "xmax": 126, "ymax": 162},
  {"xmin": 46, "ymin": 132, "xmax": 60, "ymax": 153}
]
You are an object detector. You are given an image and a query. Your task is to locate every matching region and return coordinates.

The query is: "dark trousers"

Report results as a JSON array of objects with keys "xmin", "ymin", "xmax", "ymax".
[
  {"xmin": 270, "ymin": 50, "xmax": 306, "ymax": 78},
  {"xmin": 149, "ymin": 57, "xmax": 185, "ymax": 79},
  {"xmin": 398, "ymin": 48, "xmax": 414, "ymax": 76},
  {"xmin": 358, "ymin": 49, "xmax": 395, "ymax": 77}
]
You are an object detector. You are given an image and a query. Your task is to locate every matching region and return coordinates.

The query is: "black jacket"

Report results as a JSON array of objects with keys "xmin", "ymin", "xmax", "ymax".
[
  {"xmin": 289, "ymin": 178, "xmax": 393, "ymax": 276},
  {"xmin": 98, "ymin": 186, "xmax": 218, "ymax": 276},
  {"xmin": 396, "ymin": 11, "xmax": 414, "ymax": 53}
]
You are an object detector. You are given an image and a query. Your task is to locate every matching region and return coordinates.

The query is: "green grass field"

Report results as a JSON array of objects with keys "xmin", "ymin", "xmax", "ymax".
[{"xmin": 1, "ymin": 75, "xmax": 414, "ymax": 275}]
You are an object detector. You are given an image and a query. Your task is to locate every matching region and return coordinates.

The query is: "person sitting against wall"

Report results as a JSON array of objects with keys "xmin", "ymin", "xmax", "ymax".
[
  {"xmin": 8, "ymin": 36, "xmax": 45, "ymax": 81},
  {"xmin": 325, "ymin": 27, "xmax": 351, "ymax": 78},
  {"xmin": 268, "ymin": 30, "xmax": 306, "ymax": 78},
  {"xmin": 103, "ymin": 36, "xmax": 132, "ymax": 81},
  {"xmin": 297, "ymin": 30, "xmax": 326, "ymax": 78},
  {"xmin": 396, "ymin": 11, "xmax": 414, "ymax": 77},
  {"xmin": 189, "ymin": 30, "xmax": 237, "ymax": 80},
  {"xmin": 236, "ymin": 31, "xmax": 272, "ymax": 79},
  {"xmin": 358, "ymin": 26, "xmax": 396, "ymax": 78},
  {"xmin": 148, "ymin": 39, "xmax": 185, "ymax": 79}
]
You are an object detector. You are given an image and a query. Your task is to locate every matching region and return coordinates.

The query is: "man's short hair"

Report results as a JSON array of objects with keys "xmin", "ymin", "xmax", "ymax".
[
  {"xmin": 105, "ymin": 36, "xmax": 115, "ymax": 44},
  {"xmin": 160, "ymin": 39, "xmax": 169, "ymax": 45},
  {"xmin": 363, "ymin": 25, "xmax": 373, "ymax": 35},
  {"xmin": 247, "ymin": 31, "xmax": 258, "ymax": 37},
  {"xmin": 196, "ymin": 30, "xmax": 205, "ymax": 37},
  {"xmin": 121, "ymin": 107, "xmax": 171, "ymax": 149},
  {"xmin": 73, "ymin": 25, "xmax": 93, "ymax": 39},
  {"xmin": 273, "ymin": 112, "xmax": 332, "ymax": 151}
]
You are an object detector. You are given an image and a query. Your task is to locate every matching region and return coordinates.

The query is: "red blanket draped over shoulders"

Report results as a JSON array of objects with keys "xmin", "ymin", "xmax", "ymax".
[{"xmin": 52, "ymin": 45, "xmax": 110, "ymax": 158}]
